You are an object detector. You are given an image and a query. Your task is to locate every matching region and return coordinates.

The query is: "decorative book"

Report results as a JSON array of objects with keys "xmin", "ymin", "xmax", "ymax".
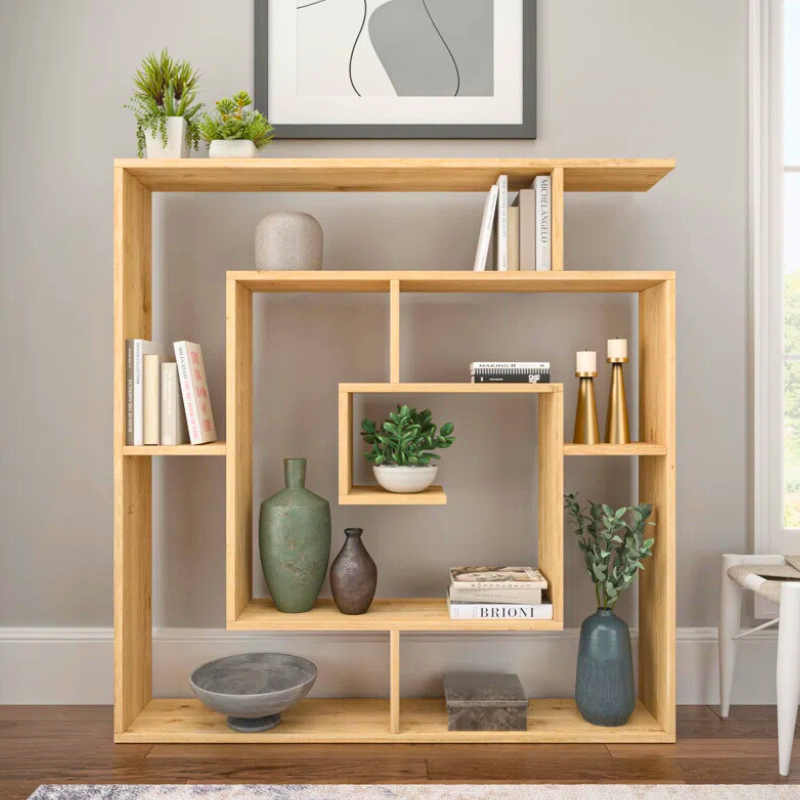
[
  {"xmin": 450, "ymin": 566, "xmax": 547, "ymax": 587},
  {"xmin": 447, "ymin": 589, "xmax": 554, "ymax": 620},
  {"xmin": 174, "ymin": 341, "xmax": 217, "ymax": 445},
  {"xmin": 470, "ymin": 362, "xmax": 550, "ymax": 384}
]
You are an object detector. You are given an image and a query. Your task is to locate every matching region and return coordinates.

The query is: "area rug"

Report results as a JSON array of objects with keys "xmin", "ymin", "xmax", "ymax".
[{"xmin": 26, "ymin": 787, "xmax": 800, "ymax": 800}]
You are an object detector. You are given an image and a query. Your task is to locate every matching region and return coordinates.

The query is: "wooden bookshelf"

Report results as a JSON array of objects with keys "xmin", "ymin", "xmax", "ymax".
[
  {"xmin": 122, "ymin": 442, "xmax": 227, "ymax": 456},
  {"xmin": 114, "ymin": 158, "xmax": 675, "ymax": 745}
]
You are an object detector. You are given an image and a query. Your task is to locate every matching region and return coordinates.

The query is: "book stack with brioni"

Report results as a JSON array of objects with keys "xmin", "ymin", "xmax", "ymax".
[{"xmin": 447, "ymin": 566, "xmax": 552, "ymax": 620}]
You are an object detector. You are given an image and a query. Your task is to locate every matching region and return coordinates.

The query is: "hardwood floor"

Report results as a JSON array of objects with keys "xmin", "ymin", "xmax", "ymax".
[{"xmin": 1, "ymin": 705, "xmax": 798, "ymax": 798}]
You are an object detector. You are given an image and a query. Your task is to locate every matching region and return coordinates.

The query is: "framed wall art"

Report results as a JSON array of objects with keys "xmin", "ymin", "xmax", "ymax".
[{"xmin": 254, "ymin": 0, "xmax": 536, "ymax": 139}]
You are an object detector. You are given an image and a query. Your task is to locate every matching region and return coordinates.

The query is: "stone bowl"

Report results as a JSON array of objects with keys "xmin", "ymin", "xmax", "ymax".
[{"xmin": 190, "ymin": 652, "xmax": 317, "ymax": 732}]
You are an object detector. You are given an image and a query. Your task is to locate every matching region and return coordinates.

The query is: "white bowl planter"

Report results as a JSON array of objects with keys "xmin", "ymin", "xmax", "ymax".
[
  {"xmin": 373, "ymin": 464, "xmax": 438, "ymax": 494},
  {"xmin": 144, "ymin": 116, "xmax": 188, "ymax": 158},
  {"xmin": 209, "ymin": 140, "xmax": 258, "ymax": 158}
]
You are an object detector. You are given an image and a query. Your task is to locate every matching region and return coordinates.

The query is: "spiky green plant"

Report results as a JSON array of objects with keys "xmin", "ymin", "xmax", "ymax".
[
  {"xmin": 361, "ymin": 406, "xmax": 455, "ymax": 467},
  {"xmin": 564, "ymin": 493, "xmax": 655, "ymax": 610},
  {"xmin": 125, "ymin": 48, "xmax": 202, "ymax": 157},
  {"xmin": 199, "ymin": 91, "xmax": 275, "ymax": 150}
]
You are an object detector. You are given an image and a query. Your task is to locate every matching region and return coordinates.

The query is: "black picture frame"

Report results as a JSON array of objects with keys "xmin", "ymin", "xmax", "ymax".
[{"xmin": 254, "ymin": 0, "xmax": 536, "ymax": 140}]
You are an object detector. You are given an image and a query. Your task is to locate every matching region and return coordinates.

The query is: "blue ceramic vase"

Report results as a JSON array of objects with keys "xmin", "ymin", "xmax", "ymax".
[{"xmin": 575, "ymin": 609, "xmax": 635, "ymax": 726}]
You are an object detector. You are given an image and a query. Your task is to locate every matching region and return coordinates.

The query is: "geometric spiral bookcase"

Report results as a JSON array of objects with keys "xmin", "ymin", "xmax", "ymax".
[{"xmin": 114, "ymin": 158, "xmax": 675, "ymax": 743}]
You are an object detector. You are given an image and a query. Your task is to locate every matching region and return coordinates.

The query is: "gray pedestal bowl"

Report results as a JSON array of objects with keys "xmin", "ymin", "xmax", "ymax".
[{"xmin": 190, "ymin": 652, "xmax": 317, "ymax": 732}]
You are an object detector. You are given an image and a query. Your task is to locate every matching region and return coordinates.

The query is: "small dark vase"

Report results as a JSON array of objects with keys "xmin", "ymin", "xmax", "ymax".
[
  {"xmin": 575, "ymin": 609, "xmax": 635, "ymax": 727},
  {"xmin": 330, "ymin": 528, "xmax": 377, "ymax": 615}
]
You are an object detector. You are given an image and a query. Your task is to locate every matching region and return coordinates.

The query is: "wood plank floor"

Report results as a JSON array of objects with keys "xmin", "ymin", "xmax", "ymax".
[{"xmin": 1, "ymin": 705, "xmax": 798, "ymax": 798}]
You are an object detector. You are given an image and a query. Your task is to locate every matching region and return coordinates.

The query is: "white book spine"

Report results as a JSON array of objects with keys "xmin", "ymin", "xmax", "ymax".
[
  {"xmin": 473, "ymin": 185, "xmax": 499, "ymax": 272},
  {"xmin": 447, "ymin": 598, "xmax": 554, "ymax": 620},
  {"xmin": 494, "ymin": 175, "xmax": 508, "ymax": 271},
  {"xmin": 143, "ymin": 355, "xmax": 161, "ymax": 445},
  {"xmin": 449, "ymin": 587, "xmax": 543, "ymax": 605},
  {"xmin": 132, "ymin": 340, "xmax": 165, "ymax": 446},
  {"xmin": 535, "ymin": 175, "xmax": 551, "ymax": 271}
]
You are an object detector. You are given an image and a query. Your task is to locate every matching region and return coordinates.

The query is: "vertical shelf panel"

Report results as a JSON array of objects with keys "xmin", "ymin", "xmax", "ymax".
[
  {"xmin": 113, "ymin": 168, "xmax": 153, "ymax": 734},
  {"xmin": 637, "ymin": 279, "xmax": 676, "ymax": 736},
  {"xmin": 226, "ymin": 281, "xmax": 254, "ymax": 624},
  {"xmin": 538, "ymin": 390, "xmax": 565, "ymax": 623},
  {"xmin": 390, "ymin": 630, "xmax": 400, "ymax": 734},
  {"xmin": 550, "ymin": 167, "xmax": 565, "ymax": 271},
  {"xmin": 390, "ymin": 279, "xmax": 400, "ymax": 383},
  {"xmin": 338, "ymin": 391, "xmax": 354, "ymax": 499}
]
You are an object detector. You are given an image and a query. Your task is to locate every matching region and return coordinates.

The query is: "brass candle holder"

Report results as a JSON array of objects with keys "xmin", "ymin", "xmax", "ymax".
[
  {"xmin": 573, "ymin": 371, "xmax": 600, "ymax": 445},
  {"xmin": 605, "ymin": 357, "xmax": 631, "ymax": 444}
]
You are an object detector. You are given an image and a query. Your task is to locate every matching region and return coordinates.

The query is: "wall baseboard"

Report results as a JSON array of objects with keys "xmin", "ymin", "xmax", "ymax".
[{"xmin": 0, "ymin": 626, "xmax": 779, "ymax": 705}]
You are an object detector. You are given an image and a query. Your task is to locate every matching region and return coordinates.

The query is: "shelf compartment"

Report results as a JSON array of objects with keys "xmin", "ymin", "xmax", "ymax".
[
  {"xmin": 116, "ymin": 697, "xmax": 670, "ymax": 744},
  {"xmin": 564, "ymin": 443, "xmax": 667, "ymax": 456},
  {"xmin": 341, "ymin": 484, "xmax": 446, "ymax": 506},
  {"xmin": 123, "ymin": 442, "xmax": 227, "ymax": 456},
  {"xmin": 115, "ymin": 157, "xmax": 674, "ymax": 194},
  {"xmin": 229, "ymin": 270, "xmax": 674, "ymax": 294},
  {"xmin": 229, "ymin": 598, "xmax": 562, "ymax": 632}
]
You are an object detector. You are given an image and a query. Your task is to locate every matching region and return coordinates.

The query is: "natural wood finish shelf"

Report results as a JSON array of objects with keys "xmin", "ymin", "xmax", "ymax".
[
  {"xmin": 564, "ymin": 443, "xmax": 667, "ymax": 456},
  {"xmin": 116, "ymin": 698, "xmax": 669, "ymax": 744},
  {"xmin": 341, "ymin": 485, "xmax": 447, "ymax": 506},
  {"xmin": 229, "ymin": 270, "xmax": 673, "ymax": 294},
  {"xmin": 123, "ymin": 442, "xmax": 227, "ymax": 456},
  {"xmin": 114, "ymin": 157, "xmax": 676, "ymax": 746},
  {"xmin": 230, "ymin": 597, "xmax": 561, "ymax": 632},
  {"xmin": 115, "ymin": 158, "xmax": 674, "ymax": 193}
]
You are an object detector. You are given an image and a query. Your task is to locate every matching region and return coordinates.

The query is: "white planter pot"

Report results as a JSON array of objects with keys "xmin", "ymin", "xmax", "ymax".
[
  {"xmin": 209, "ymin": 140, "xmax": 258, "ymax": 158},
  {"xmin": 144, "ymin": 116, "xmax": 188, "ymax": 159},
  {"xmin": 373, "ymin": 464, "xmax": 438, "ymax": 494}
]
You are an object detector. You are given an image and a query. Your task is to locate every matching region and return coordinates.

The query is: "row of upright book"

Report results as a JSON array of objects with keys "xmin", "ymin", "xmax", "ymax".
[
  {"xmin": 126, "ymin": 340, "xmax": 217, "ymax": 446},
  {"xmin": 474, "ymin": 174, "xmax": 551, "ymax": 272},
  {"xmin": 447, "ymin": 567, "xmax": 552, "ymax": 620}
]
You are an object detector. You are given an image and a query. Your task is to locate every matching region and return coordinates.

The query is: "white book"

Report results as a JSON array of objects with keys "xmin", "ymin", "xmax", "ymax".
[
  {"xmin": 449, "ymin": 585, "xmax": 544, "ymax": 604},
  {"xmin": 126, "ymin": 340, "xmax": 134, "ymax": 445},
  {"xmin": 130, "ymin": 340, "xmax": 165, "ymax": 446},
  {"xmin": 473, "ymin": 184, "xmax": 499, "ymax": 272},
  {"xmin": 534, "ymin": 175, "xmax": 551, "ymax": 271},
  {"xmin": 160, "ymin": 362, "xmax": 189, "ymax": 446},
  {"xmin": 470, "ymin": 362, "xmax": 550, "ymax": 371},
  {"xmin": 174, "ymin": 341, "xmax": 217, "ymax": 445},
  {"xmin": 507, "ymin": 205, "xmax": 520, "ymax": 271},
  {"xmin": 447, "ymin": 590, "xmax": 553, "ymax": 620},
  {"xmin": 494, "ymin": 175, "xmax": 509, "ymax": 271},
  {"xmin": 143, "ymin": 354, "xmax": 161, "ymax": 445}
]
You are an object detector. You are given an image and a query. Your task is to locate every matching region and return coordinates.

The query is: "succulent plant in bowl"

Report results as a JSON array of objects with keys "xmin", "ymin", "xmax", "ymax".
[{"xmin": 361, "ymin": 405, "xmax": 455, "ymax": 493}]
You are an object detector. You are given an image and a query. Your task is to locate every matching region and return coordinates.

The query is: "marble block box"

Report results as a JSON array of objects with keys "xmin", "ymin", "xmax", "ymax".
[{"xmin": 443, "ymin": 672, "xmax": 529, "ymax": 731}]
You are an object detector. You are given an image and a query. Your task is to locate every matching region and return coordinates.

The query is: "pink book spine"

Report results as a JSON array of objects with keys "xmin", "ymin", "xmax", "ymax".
[{"xmin": 174, "ymin": 341, "xmax": 216, "ymax": 445}]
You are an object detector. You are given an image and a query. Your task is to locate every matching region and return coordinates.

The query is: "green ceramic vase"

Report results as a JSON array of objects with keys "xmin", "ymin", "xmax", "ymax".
[{"xmin": 259, "ymin": 458, "xmax": 331, "ymax": 613}]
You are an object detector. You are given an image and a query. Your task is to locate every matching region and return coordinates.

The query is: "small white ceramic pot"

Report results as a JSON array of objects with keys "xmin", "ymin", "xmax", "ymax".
[
  {"xmin": 209, "ymin": 140, "xmax": 258, "ymax": 158},
  {"xmin": 144, "ymin": 116, "xmax": 188, "ymax": 158},
  {"xmin": 373, "ymin": 464, "xmax": 438, "ymax": 494},
  {"xmin": 255, "ymin": 211, "xmax": 323, "ymax": 271}
]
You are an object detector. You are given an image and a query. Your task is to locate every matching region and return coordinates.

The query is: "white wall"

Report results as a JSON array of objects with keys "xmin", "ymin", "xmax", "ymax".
[{"xmin": 0, "ymin": 0, "xmax": 751, "ymax": 700}]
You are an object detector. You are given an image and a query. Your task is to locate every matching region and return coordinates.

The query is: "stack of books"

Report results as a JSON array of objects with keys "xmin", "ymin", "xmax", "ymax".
[
  {"xmin": 470, "ymin": 362, "xmax": 551, "ymax": 384},
  {"xmin": 125, "ymin": 340, "xmax": 217, "ymax": 446},
  {"xmin": 446, "ymin": 566, "xmax": 552, "ymax": 620},
  {"xmin": 473, "ymin": 174, "xmax": 551, "ymax": 272}
]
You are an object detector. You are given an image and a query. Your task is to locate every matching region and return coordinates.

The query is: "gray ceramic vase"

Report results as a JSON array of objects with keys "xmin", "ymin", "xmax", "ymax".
[
  {"xmin": 255, "ymin": 211, "xmax": 323, "ymax": 271},
  {"xmin": 330, "ymin": 528, "xmax": 377, "ymax": 615},
  {"xmin": 259, "ymin": 458, "xmax": 331, "ymax": 613},
  {"xmin": 575, "ymin": 608, "xmax": 636, "ymax": 727}
]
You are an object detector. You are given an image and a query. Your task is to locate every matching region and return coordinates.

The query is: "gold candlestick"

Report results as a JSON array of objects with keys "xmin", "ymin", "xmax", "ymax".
[
  {"xmin": 573, "ymin": 371, "xmax": 600, "ymax": 444},
  {"xmin": 605, "ymin": 357, "xmax": 631, "ymax": 444}
]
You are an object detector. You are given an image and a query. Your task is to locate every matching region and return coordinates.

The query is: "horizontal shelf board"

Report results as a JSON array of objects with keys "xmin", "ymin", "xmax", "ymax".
[
  {"xmin": 122, "ymin": 442, "xmax": 227, "ymax": 456},
  {"xmin": 564, "ymin": 443, "xmax": 667, "ymax": 456},
  {"xmin": 230, "ymin": 598, "xmax": 562, "ymax": 632},
  {"xmin": 340, "ymin": 382, "xmax": 562, "ymax": 394},
  {"xmin": 228, "ymin": 270, "xmax": 674, "ymax": 294},
  {"xmin": 341, "ymin": 485, "xmax": 446, "ymax": 505},
  {"xmin": 116, "ymin": 698, "xmax": 670, "ymax": 744},
  {"xmin": 116, "ymin": 158, "xmax": 674, "ymax": 193}
]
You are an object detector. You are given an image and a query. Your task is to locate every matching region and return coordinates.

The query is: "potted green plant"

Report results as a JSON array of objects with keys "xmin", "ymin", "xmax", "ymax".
[
  {"xmin": 360, "ymin": 405, "xmax": 455, "ymax": 493},
  {"xmin": 564, "ymin": 494, "xmax": 655, "ymax": 727},
  {"xmin": 199, "ymin": 92, "xmax": 275, "ymax": 158},
  {"xmin": 126, "ymin": 49, "xmax": 202, "ymax": 159}
]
